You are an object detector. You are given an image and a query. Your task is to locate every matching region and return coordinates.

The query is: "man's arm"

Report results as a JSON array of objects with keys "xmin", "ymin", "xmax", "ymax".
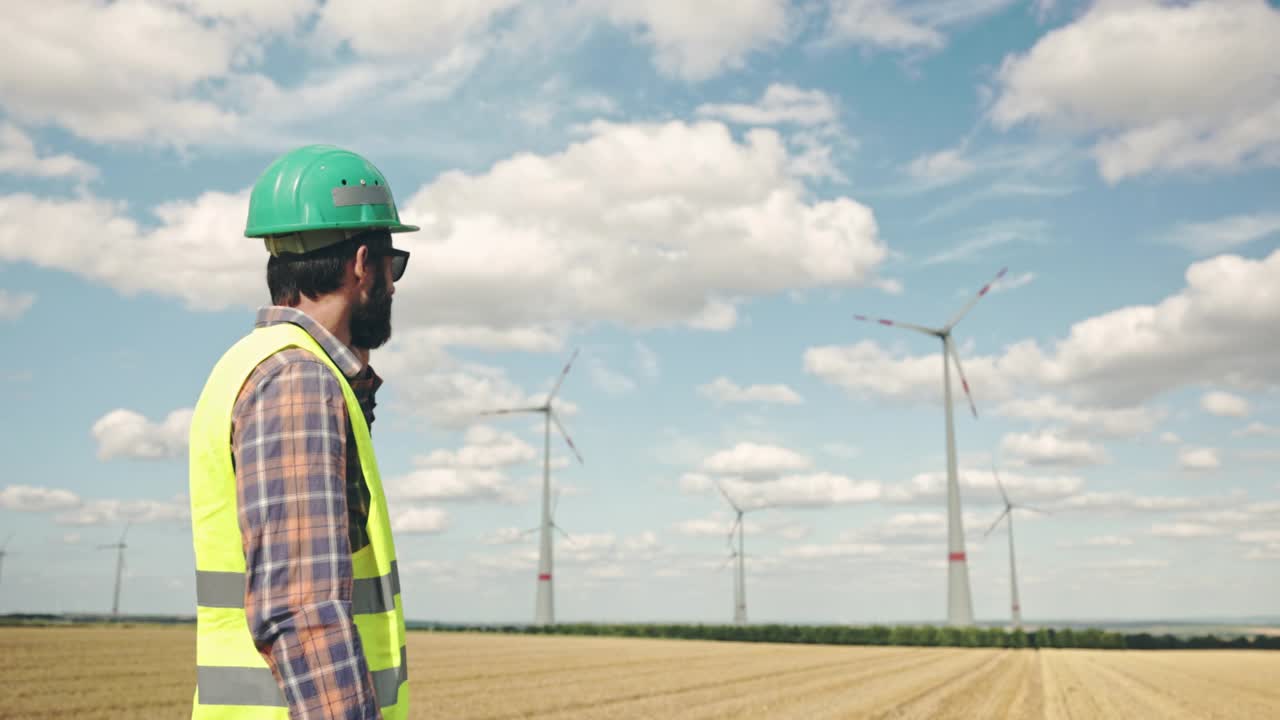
[{"xmin": 232, "ymin": 353, "xmax": 380, "ymax": 719}]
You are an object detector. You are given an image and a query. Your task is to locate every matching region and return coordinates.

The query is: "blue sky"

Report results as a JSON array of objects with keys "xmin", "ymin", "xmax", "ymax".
[{"xmin": 1, "ymin": 0, "xmax": 1279, "ymax": 625}]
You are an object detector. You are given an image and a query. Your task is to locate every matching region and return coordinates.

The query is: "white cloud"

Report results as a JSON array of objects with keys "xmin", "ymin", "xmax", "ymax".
[
  {"xmin": 1166, "ymin": 211, "xmax": 1280, "ymax": 256},
  {"xmin": 824, "ymin": 0, "xmax": 943, "ymax": 50},
  {"xmin": 55, "ymin": 496, "xmax": 189, "ymax": 527},
  {"xmin": 720, "ymin": 473, "xmax": 882, "ymax": 509},
  {"xmin": 697, "ymin": 377, "xmax": 804, "ymax": 406},
  {"xmin": 700, "ymin": 442, "xmax": 812, "ymax": 478},
  {"xmin": 391, "ymin": 507, "xmax": 450, "ymax": 535},
  {"xmin": 696, "ymin": 84, "xmax": 839, "ymax": 128},
  {"xmin": 0, "ymin": 124, "xmax": 97, "ymax": 181},
  {"xmin": 389, "ymin": 467, "xmax": 525, "ymax": 504},
  {"xmin": 990, "ymin": 271, "xmax": 1036, "ymax": 294},
  {"xmin": 634, "ymin": 342, "xmax": 660, "ymax": 379},
  {"xmin": 1078, "ymin": 535, "xmax": 1134, "ymax": 547},
  {"xmin": 924, "ymin": 218, "xmax": 1048, "ymax": 265},
  {"xmin": 823, "ymin": 0, "xmax": 1018, "ymax": 52},
  {"xmin": 1159, "ymin": 431, "xmax": 1181, "ymax": 444},
  {"xmin": 61, "ymin": 533, "xmax": 80, "ymax": 545},
  {"xmin": 812, "ymin": 248, "xmax": 1280, "ymax": 409},
  {"xmin": 415, "ymin": 425, "xmax": 538, "ymax": 468},
  {"xmin": 906, "ymin": 148, "xmax": 975, "ymax": 187},
  {"xmin": 391, "ymin": 424, "xmax": 545, "ymax": 503},
  {"xmin": 587, "ymin": 357, "xmax": 638, "ymax": 395},
  {"xmin": 480, "ymin": 527, "xmax": 528, "ymax": 545},
  {"xmin": 995, "ymin": 395, "xmax": 1161, "ymax": 439},
  {"xmin": 316, "ymin": 0, "xmax": 518, "ymax": 60},
  {"xmin": 1149, "ymin": 522, "xmax": 1226, "ymax": 539},
  {"xmin": 0, "ymin": 289, "xmax": 35, "ymax": 321},
  {"xmin": 594, "ymin": 0, "xmax": 792, "ymax": 81},
  {"xmin": 1053, "ymin": 491, "xmax": 1234, "ymax": 515},
  {"xmin": 781, "ymin": 542, "xmax": 886, "ymax": 559},
  {"xmin": 990, "ymin": 0, "xmax": 1280, "ymax": 182},
  {"xmin": 0, "ymin": 485, "xmax": 80, "ymax": 512},
  {"xmin": 887, "ymin": 468, "xmax": 1083, "ymax": 506},
  {"xmin": 821, "ymin": 442, "xmax": 861, "ymax": 459},
  {"xmin": 1236, "ymin": 422, "xmax": 1280, "ymax": 438},
  {"xmin": 399, "ymin": 119, "xmax": 889, "ymax": 333},
  {"xmin": 91, "ymin": 408, "xmax": 193, "ymax": 461},
  {"xmin": 803, "ymin": 340, "xmax": 1010, "ymax": 411},
  {"xmin": 0, "ymin": 190, "xmax": 263, "ymax": 311},
  {"xmin": 1200, "ymin": 391, "xmax": 1251, "ymax": 418},
  {"xmin": 5, "ymin": 118, "xmax": 890, "ymax": 342},
  {"xmin": 1178, "ymin": 447, "xmax": 1221, "ymax": 471},
  {"xmin": 1001, "ymin": 430, "xmax": 1109, "ymax": 467}
]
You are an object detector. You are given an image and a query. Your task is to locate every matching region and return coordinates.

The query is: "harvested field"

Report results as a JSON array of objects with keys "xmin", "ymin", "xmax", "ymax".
[{"xmin": 1, "ymin": 626, "xmax": 1278, "ymax": 718}]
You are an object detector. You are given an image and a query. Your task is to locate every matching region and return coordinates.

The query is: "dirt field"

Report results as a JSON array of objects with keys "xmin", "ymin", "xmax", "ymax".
[{"xmin": 1, "ymin": 625, "xmax": 1278, "ymax": 719}]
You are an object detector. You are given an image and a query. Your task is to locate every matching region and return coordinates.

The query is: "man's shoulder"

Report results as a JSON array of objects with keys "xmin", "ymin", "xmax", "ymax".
[{"xmin": 233, "ymin": 347, "xmax": 344, "ymax": 409}]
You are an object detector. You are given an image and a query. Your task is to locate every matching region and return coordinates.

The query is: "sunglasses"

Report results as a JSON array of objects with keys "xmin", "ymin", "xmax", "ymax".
[{"xmin": 377, "ymin": 248, "xmax": 410, "ymax": 282}]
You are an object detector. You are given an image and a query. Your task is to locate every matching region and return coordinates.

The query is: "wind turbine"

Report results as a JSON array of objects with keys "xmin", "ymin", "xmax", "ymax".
[
  {"xmin": 984, "ymin": 464, "xmax": 1046, "ymax": 630},
  {"xmin": 97, "ymin": 522, "xmax": 130, "ymax": 620},
  {"xmin": 0, "ymin": 533, "xmax": 12, "ymax": 598},
  {"xmin": 480, "ymin": 349, "xmax": 583, "ymax": 626},
  {"xmin": 715, "ymin": 481, "xmax": 768, "ymax": 625},
  {"xmin": 854, "ymin": 266, "xmax": 1006, "ymax": 627}
]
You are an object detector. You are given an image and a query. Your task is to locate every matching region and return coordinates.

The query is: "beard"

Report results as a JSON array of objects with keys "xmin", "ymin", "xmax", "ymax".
[{"xmin": 350, "ymin": 267, "xmax": 393, "ymax": 350}]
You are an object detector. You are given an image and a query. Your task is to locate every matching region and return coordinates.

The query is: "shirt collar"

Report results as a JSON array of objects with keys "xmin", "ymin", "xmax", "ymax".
[{"xmin": 254, "ymin": 306, "xmax": 366, "ymax": 379}]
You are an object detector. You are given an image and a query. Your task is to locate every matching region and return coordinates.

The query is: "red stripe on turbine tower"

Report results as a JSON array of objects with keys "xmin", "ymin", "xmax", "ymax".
[
  {"xmin": 538, "ymin": 573, "xmax": 551, "ymax": 581},
  {"xmin": 949, "ymin": 552, "xmax": 966, "ymax": 562}
]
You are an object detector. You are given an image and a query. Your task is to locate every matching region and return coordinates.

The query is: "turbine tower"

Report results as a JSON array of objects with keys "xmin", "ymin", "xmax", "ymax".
[
  {"xmin": 97, "ymin": 523, "xmax": 130, "ymax": 619},
  {"xmin": 480, "ymin": 349, "xmax": 583, "ymax": 626},
  {"xmin": 854, "ymin": 266, "xmax": 1006, "ymax": 626},
  {"xmin": 715, "ymin": 481, "xmax": 768, "ymax": 625},
  {"xmin": 984, "ymin": 464, "xmax": 1046, "ymax": 630}
]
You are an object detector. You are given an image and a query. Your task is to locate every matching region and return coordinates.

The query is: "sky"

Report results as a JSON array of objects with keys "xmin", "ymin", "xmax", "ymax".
[{"xmin": 1, "ymin": 0, "xmax": 1279, "ymax": 626}]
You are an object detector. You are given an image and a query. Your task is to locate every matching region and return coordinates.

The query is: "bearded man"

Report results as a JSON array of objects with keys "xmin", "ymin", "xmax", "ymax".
[{"xmin": 187, "ymin": 145, "xmax": 415, "ymax": 719}]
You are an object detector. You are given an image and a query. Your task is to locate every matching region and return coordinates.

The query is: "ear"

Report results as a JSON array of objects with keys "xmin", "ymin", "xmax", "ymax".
[{"xmin": 350, "ymin": 244, "xmax": 373, "ymax": 292}]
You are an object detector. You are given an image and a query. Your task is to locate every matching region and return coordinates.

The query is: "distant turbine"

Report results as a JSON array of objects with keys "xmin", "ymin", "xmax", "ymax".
[
  {"xmin": 715, "ymin": 481, "xmax": 769, "ymax": 625},
  {"xmin": 97, "ymin": 523, "xmax": 130, "ymax": 619},
  {"xmin": 984, "ymin": 464, "xmax": 1047, "ymax": 630},
  {"xmin": 0, "ymin": 533, "xmax": 12, "ymax": 598},
  {"xmin": 480, "ymin": 349, "xmax": 583, "ymax": 626},
  {"xmin": 854, "ymin": 266, "xmax": 1007, "ymax": 626}
]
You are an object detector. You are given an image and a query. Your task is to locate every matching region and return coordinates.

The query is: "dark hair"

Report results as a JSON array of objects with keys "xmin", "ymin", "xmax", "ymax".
[{"xmin": 266, "ymin": 232, "xmax": 391, "ymax": 306}]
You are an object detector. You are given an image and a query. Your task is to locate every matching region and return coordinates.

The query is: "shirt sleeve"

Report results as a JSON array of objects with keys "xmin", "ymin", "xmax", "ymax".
[{"xmin": 231, "ymin": 353, "xmax": 381, "ymax": 720}]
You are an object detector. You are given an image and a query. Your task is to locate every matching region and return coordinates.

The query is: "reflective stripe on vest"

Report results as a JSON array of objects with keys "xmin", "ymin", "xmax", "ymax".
[
  {"xmin": 198, "ymin": 646, "xmax": 409, "ymax": 707},
  {"xmin": 195, "ymin": 561, "xmax": 402, "ymax": 613},
  {"xmin": 188, "ymin": 322, "xmax": 408, "ymax": 719}
]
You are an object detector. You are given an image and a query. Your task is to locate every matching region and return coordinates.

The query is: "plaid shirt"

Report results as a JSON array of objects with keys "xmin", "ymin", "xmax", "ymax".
[{"xmin": 231, "ymin": 306, "xmax": 383, "ymax": 719}]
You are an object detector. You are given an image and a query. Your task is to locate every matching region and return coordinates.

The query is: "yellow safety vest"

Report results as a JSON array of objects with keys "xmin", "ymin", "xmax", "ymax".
[{"xmin": 187, "ymin": 322, "xmax": 408, "ymax": 719}]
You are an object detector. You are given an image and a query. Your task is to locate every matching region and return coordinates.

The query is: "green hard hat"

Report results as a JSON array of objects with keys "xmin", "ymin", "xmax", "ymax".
[{"xmin": 244, "ymin": 145, "xmax": 419, "ymax": 247}]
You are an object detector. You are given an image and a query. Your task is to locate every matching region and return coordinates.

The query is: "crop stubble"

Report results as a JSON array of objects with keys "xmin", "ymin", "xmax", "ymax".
[{"xmin": 0, "ymin": 627, "xmax": 1277, "ymax": 718}]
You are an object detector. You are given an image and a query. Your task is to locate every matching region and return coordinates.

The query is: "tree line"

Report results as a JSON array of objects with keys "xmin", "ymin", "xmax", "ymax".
[{"xmin": 415, "ymin": 622, "xmax": 1280, "ymax": 650}]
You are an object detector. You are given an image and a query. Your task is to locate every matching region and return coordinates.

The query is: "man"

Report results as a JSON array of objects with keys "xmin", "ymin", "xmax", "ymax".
[{"xmin": 188, "ymin": 145, "xmax": 416, "ymax": 719}]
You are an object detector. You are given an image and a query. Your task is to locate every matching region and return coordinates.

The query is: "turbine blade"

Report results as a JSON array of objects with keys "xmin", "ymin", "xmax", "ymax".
[
  {"xmin": 1017, "ymin": 504, "xmax": 1050, "ymax": 515},
  {"xmin": 546, "ymin": 348, "xmax": 580, "ymax": 403},
  {"xmin": 121, "ymin": 521, "xmax": 132, "ymax": 543},
  {"xmin": 947, "ymin": 337, "xmax": 978, "ymax": 418},
  {"xmin": 553, "ymin": 523, "xmax": 577, "ymax": 547},
  {"xmin": 715, "ymin": 479, "xmax": 742, "ymax": 514},
  {"xmin": 853, "ymin": 314, "xmax": 938, "ymax": 337},
  {"xmin": 726, "ymin": 514, "xmax": 741, "ymax": 549},
  {"xmin": 549, "ymin": 411, "xmax": 583, "ymax": 464},
  {"xmin": 478, "ymin": 406, "xmax": 544, "ymax": 416},
  {"xmin": 984, "ymin": 508, "xmax": 1010, "ymax": 537},
  {"xmin": 993, "ymin": 464, "xmax": 1010, "ymax": 506},
  {"xmin": 718, "ymin": 553, "xmax": 735, "ymax": 572},
  {"xmin": 552, "ymin": 488, "xmax": 562, "ymax": 520},
  {"xmin": 945, "ymin": 267, "xmax": 1008, "ymax": 331}
]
